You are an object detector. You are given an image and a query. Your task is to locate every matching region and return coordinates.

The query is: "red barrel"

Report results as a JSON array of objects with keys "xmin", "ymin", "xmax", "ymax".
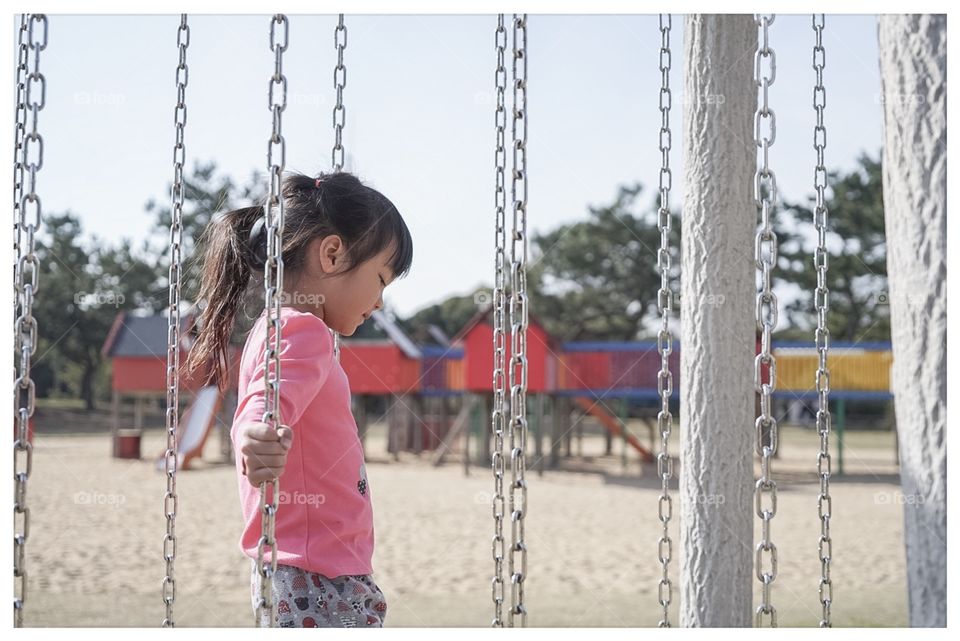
[{"xmin": 113, "ymin": 429, "xmax": 142, "ymax": 459}]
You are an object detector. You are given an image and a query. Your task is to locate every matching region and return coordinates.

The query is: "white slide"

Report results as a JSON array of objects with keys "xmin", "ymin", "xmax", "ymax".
[{"xmin": 155, "ymin": 385, "xmax": 222, "ymax": 471}]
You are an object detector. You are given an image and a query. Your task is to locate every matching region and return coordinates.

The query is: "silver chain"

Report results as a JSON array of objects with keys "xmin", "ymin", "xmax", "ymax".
[
  {"xmin": 13, "ymin": 13, "xmax": 46, "ymax": 629},
  {"xmin": 811, "ymin": 12, "xmax": 833, "ymax": 628},
  {"xmin": 507, "ymin": 13, "xmax": 528, "ymax": 628},
  {"xmin": 753, "ymin": 13, "xmax": 779, "ymax": 628},
  {"xmin": 161, "ymin": 14, "xmax": 189, "ymax": 628},
  {"xmin": 255, "ymin": 13, "xmax": 289, "ymax": 628},
  {"xmin": 490, "ymin": 13, "xmax": 508, "ymax": 628},
  {"xmin": 331, "ymin": 14, "xmax": 347, "ymax": 173},
  {"xmin": 331, "ymin": 14, "xmax": 347, "ymax": 361},
  {"xmin": 654, "ymin": 13, "xmax": 675, "ymax": 629},
  {"xmin": 13, "ymin": 15, "xmax": 30, "ymax": 330}
]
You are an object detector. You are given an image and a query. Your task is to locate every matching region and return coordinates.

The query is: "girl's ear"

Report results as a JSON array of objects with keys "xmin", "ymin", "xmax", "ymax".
[{"xmin": 318, "ymin": 234, "xmax": 346, "ymax": 275}]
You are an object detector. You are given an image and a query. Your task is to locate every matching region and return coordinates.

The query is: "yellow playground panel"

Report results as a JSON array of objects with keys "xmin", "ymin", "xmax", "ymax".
[{"xmin": 775, "ymin": 345, "xmax": 892, "ymax": 395}]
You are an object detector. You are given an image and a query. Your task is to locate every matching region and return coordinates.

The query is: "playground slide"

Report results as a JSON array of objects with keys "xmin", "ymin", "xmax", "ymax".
[
  {"xmin": 155, "ymin": 385, "xmax": 222, "ymax": 471},
  {"xmin": 573, "ymin": 397, "xmax": 655, "ymax": 462}
]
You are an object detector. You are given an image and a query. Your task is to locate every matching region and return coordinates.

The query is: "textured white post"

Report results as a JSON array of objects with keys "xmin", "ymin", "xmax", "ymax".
[
  {"xmin": 877, "ymin": 14, "xmax": 947, "ymax": 628},
  {"xmin": 679, "ymin": 14, "xmax": 756, "ymax": 627}
]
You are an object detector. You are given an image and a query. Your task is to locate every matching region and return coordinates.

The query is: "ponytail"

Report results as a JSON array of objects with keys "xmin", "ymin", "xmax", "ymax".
[{"xmin": 183, "ymin": 205, "xmax": 264, "ymax": 391}]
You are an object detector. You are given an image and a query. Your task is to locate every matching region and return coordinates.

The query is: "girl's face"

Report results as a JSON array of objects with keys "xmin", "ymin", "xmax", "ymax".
[{"xmin": 292, "ymin": 234, "xmax": 395, "ymax": 336}]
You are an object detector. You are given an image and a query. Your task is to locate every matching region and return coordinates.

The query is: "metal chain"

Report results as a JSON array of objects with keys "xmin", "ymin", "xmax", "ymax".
[
  {"xmin": 331, "ymin": 14, "xmax": 347, "ymax": 173},
  {"xmin": 255, "ymin": 13, "xmax": 289, "ymax": 628},
  {"xmin": 654, "ymin": 13, "xmax": 675, "ymax": 629},
  {"xmin": 13, "ymin": 15, "xmax": 30, "ymax": 330},
  {"xmin": 161, "ymin": 14, "xmax": 189, "ymax": 628},
  {"xmin": 507, "ymin": 13, "xmax": 528, "ymax": 628},
  {"xmin": 490, "ymin": 13, "xmax": 508, "ymax": 629},
  {"xmin": 811, "ymin": 13, "xmax": 833, "ymax": 628},
  {"xmin": 331, "ymin": 14, "xmax": 347, "ymax": 362},
  {"xmin": 14, "ymin": 14, "xmax": 46, "ymax": 629},
  {"xmin": 753, "ymin": 13, "xmax": 779, "ymax": 628}
]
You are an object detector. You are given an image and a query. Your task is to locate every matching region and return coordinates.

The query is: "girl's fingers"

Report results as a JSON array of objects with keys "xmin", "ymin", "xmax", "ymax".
[
  {"xmin": 246, "ymin": 454, "xmax": 287, "ymax": 468},
  {"xmin": 242, "ymin": 423, "xmax": 277, "ymax": 441},
  {"xmin": 244, "ymin": 422, "xmax": 290, "ymax": 442},
  {"xmin": 276, "ymin": 425, "xmax": 294, "ymax": 449},
  {"xmin": 240, "ymin": 439, "xmax": 287, "ymax": 456},
  {"xmin": 246, "ymin": 467, "xmax": 285, "ymax": 486}
]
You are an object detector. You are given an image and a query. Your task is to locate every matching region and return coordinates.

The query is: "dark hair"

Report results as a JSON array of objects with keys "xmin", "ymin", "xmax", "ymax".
[{"xmin": 184, "ymin": 170, "xmax": 413, "ymax": 390}]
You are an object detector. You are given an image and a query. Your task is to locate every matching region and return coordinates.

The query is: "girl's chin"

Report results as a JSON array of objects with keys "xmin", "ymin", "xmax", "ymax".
[{"xmin": 335, "ymin": 323, "xmax": 357, "ymax": 337}]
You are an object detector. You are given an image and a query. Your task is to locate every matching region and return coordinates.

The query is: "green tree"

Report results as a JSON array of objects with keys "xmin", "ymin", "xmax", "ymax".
[
  {"xmin": 401, "ymin": 291, "xmax": 493, "ymax": 344},
  {"xmin": 145, "ymin": 160, "xmax": 267, "ymax": 305},
  {"xmin": 776, "ymin": 153, "xmax": 889, "ymax": 342},
  {"xmin": 397, "ymin": 183, "xmax": 678, "ymax": 343},
  {"xmin": 28, "ymin": 213, "xmax": 151, "ymax": 408},
  {"xmin": 526, "ymin": 183, "xmax": 678, "ymax": 341}
]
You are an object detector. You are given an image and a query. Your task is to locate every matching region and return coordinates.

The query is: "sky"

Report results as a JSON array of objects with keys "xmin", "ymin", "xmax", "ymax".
[{"xmin": 24, "ymin": 13, "xmax": 883, "ymax": 318}]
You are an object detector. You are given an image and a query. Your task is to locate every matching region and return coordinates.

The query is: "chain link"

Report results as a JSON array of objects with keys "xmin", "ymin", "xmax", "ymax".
[
  {"xmin": 331, "ymin": 14, "xmax": 347, "ymax": 362},
  {"xmin": 811, "ymin": 12, "xmax": 833, "ymax": 628},
  {"xmin": 753, "ymin": 13, "xmax": 779, "ymax": 628},
  {"xmin": 507, "ymin": 13, "xmax": 528, "ymax": 628},
  {"xmin": 160, "ymin": 14, "xmax": 189, "ymax": 627},
  {"xmin": 654, "ymin": 13, "xmax": 675, "ymax": 629},
  {"xmin": 255, "ymin": 13, "xmax": 289, "ymax": 628},
  {"xmin": 490, "ymin": 13, "xmax": 508, "ymax": 629},
  {"xmin": 14, "ymin": 13, "xmax": 47, "ymax": 629}
]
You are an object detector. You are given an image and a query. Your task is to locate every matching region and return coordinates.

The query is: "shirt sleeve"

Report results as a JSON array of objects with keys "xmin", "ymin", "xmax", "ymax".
[{"xmin": 243, "ymin": 311, "xmax": 335, "ymax": 428}]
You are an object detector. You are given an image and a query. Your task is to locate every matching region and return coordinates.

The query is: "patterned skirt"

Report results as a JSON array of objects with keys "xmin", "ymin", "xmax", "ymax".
[{"xmin": 250, "ymin": 560, "xmax": 387, "ymax": 628}]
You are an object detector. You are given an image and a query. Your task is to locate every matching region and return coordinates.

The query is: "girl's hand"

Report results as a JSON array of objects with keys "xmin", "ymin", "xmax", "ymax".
[{"xmin": 238, "ymin": 422, "xmax": 294, "ymax": 487}]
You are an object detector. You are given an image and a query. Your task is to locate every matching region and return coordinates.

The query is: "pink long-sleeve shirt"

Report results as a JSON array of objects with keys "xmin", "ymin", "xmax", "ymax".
[{"xmin": 231, "ymin": 306, "xmax": 375, "ymax": 578}]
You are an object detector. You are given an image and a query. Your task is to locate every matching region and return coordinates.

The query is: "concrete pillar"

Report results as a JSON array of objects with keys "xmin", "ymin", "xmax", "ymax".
[
  {"xmin": 878, "ymin": 14, "xmax": 947, "ymax": 628},
  {"xmin": 679, "ymin": 14, "xmax": 756, "ymax": 627}
]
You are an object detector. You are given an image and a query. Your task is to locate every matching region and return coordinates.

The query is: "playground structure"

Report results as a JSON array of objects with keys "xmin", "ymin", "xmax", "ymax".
[
  {"xmin": 11, "ymin": 12, "xmax": 945, "ymax": 630},
  {"xmin": 354, "ymin": 306, "xmax": 897, "ymax": 478},
  {"xmin": 100, "ymin": 310, "xmax": 236, "ymax": 464},
  {"xmin": 95, "ymin": 302, "xmax": 897, "ymax": 479}
]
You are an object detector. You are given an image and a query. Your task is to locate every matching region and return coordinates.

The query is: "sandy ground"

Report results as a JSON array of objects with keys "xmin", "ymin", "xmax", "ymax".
[{"xmin": 20, "ymin": 407, "xmax": 907, "ymax": 627}]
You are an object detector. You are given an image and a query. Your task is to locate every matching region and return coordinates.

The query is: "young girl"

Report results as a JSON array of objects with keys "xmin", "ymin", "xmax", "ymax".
[{"xmin": 184, "ymin": 171, "xmax": 413, "ymax": 627}]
